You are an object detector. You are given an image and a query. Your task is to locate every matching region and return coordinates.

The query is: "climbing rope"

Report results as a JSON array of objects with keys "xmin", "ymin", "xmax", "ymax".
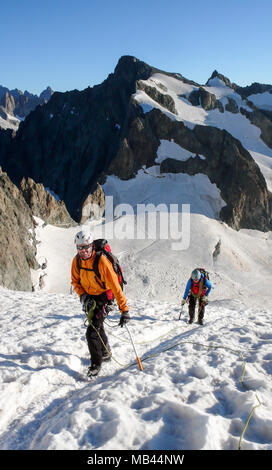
[{"xmin": 238, "ymin": 352, "xmax": 262, "ymax": 450}]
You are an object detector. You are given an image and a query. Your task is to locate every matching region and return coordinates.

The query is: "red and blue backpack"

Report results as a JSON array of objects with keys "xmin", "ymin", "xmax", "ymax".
[{"xmin": 190, "ymin": 268, "xmax": 209, "ymax": 298}]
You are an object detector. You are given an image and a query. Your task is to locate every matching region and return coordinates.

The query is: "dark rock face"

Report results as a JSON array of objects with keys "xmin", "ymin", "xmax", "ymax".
[
  {"xmin": 225, "ymin": 98, "xmax": 239, "ymax": 114},
  {"xmin": 0, "ymin": 168, "xmax": 38, "ymax": 290},
  {"xmin": 0, "ymin": 128, "xmax": 14, "ymax": 168}
]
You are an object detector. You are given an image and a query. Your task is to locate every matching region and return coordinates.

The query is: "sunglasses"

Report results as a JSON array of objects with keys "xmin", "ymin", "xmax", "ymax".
[{"xmin": 77, "ymin": 244, "xmax": 93, "ymax": 251}]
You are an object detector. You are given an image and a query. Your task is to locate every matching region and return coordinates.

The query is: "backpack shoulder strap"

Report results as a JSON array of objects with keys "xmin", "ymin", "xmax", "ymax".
[
  {"xmin": 92, "ymin": 251, "xmax": 107, "ymax": 289},
  {"xmin": 93, "ymin": 251, "xmax": 124, "ymax": 288},
  {"xmin": 93, "ymin": 252, "xmax": 103, "ymax": 279},
  {"xmin": 76, "ymin": 254, "xmax": 81, "ymax": 273}
]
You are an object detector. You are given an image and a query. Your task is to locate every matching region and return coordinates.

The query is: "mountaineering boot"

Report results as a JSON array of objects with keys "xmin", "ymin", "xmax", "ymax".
[
  {"xmin": 198, "ymin": 317, "xmax": 204, "ymax": 325},
  {"xmin": 87, "ymin": 363, "xmax": 101, "ymax": 378},
  {"xmin": 188, "ymin": 315, "xmax": 194, "ymax": 324}
]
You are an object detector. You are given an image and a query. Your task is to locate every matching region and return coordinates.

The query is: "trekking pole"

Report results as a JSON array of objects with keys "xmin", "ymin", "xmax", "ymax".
[{"xmin": 125, "ymin": 324, "xmax": 143, "ymax": 371}]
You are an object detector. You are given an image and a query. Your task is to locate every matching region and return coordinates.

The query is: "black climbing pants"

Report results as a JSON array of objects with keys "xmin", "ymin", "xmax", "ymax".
[
  {"xmin": 86, "ymin": 319, "xmax": 109, "ymax": 367},
  {"xmin": 85, "ymin": 293, "xmax": 111, "ymax": 367},
  {"xmin": 188, "ymin": 294, "xmax": 205, "ymax": 321}
]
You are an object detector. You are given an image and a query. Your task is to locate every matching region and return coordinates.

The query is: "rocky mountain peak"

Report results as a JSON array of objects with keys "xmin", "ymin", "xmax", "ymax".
[
  {"xmin": 39, "ymin": 86, "xmax": 54, "ymax": 102},
  {"xmin": 114, "ymin": 55, "xmax": 153, "ymax": 82},
  {"xmin": 207, "ymin": 70, "xmax": 233, "ymax": 88}
]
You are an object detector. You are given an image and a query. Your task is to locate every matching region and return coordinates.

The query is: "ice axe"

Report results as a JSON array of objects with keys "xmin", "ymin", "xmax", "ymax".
[
  {"xmin": 125, "ymin": 324, "xmax": 143, "ymax": 371},
  {"xmin": 179, "ymin": 301, "xmax": 186, "ymax": 320},
  {"xmin": 178, "ymin": 307, "xmax": 184, "ymax": 321}
]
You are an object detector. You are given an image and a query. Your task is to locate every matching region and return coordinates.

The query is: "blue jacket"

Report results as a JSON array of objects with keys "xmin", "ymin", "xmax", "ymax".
[{"xmin": 183, "ymin": 273, "xmax": 212, "ymax": 300}]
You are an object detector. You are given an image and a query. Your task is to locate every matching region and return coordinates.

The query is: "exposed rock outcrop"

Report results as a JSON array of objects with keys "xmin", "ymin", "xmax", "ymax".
[
  {"xmin": 80, "ymin": 183, "xmax": 105, "ymax": 223},
  {"xmin": 137, "ymin": 80, "xmax": 177, "ymax": 114},
  {"xmin": 188, "ymin": 87, "xmax": 224, "ymax": 112},
  {"xmin": 20, "ymin": 178, "xmax": 77, "ymax": 227},
  {"xmin": 0, "ymin": 168, "xmax": 38, "ymax": 290}
]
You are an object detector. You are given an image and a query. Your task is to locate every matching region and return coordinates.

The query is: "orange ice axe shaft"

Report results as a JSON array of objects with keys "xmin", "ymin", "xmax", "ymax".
[{"xmin": 125, "ymin": 324, "xmax": 143, "ymax": 371}]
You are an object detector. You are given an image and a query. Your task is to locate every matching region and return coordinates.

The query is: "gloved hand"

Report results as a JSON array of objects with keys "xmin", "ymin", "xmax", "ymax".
[
  {"xmin": 119, "ymin": 311, "xmax": 131, "ymax": 327},
  {"xmin": 181, "ymin": 298, "xmax": 186, "ymax": 306},
  {"xmin": 202, "ymin": 295, "xmax": 208, "ymax": 305}
]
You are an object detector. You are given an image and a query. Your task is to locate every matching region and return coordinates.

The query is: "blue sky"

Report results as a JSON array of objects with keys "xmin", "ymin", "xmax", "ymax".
[{"xmin": 2, "ymin": 0, "xmax": 272, "ymax": 95}]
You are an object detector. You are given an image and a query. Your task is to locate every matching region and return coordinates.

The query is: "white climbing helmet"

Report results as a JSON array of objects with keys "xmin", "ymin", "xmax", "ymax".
[
  {"xmin": 191, "ymin": 269, "xmax": 201, "ymax": 282},
  {"xmin": 74, "ymin": 229, "xmax": 94, "ymax": 247}
]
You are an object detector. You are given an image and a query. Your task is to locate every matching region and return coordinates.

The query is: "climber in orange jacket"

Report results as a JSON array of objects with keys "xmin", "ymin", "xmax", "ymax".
[{"xmin": 71, "ymin": 229, "xmax": 130, "ymax": 378}]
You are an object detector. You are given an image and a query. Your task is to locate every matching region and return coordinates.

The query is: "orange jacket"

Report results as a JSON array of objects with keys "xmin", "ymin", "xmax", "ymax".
[{"xmin": 71, "ymin": 251, "xmax": 129, "ymax": 312}]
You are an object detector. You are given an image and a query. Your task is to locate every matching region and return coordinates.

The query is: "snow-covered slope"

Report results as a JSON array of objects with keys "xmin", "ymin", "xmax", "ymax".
[{"xmin": 248, "ymin": 91, "xmax": 272, "ymax": 111}]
